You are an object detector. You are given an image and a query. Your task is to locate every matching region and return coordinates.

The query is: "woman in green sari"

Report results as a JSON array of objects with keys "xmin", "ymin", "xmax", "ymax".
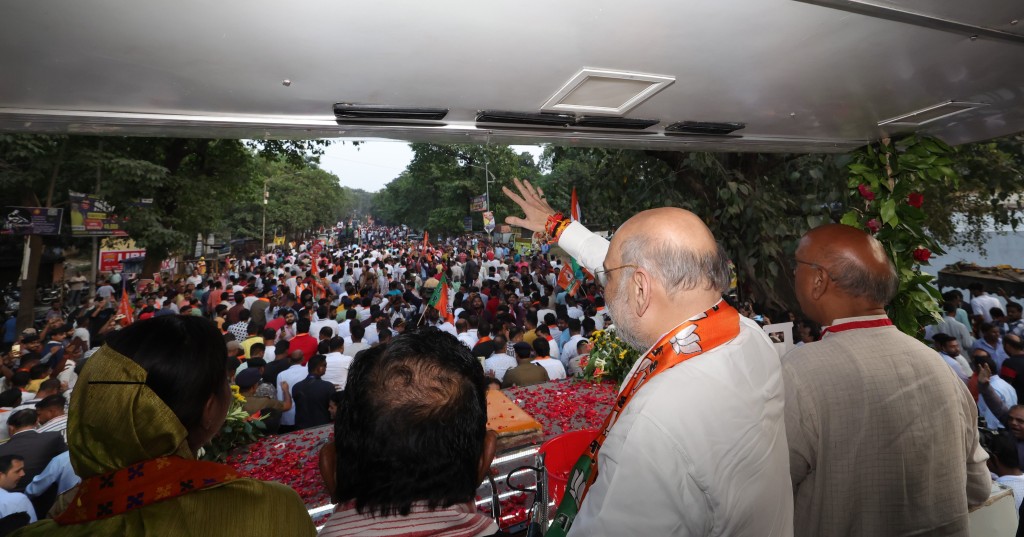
[{"xmin": 14, "ymin": 315, "xmax": 315, "ymax": 536}]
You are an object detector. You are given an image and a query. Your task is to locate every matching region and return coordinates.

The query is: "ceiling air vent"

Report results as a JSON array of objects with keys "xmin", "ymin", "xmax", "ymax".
[
  {"xmin": 575, "ymin": 117, "xmax": 659, "ymax": 130},
  {"xmin": 476, "ymin": 110, "xmax": 575, "ymax": 127},
  {"xmin": 542, "ymin": 68, "xmax": 675, "ymax": 116},
  {"xmin": 878, "ymin": 101, "xmax": 986, "ymax": 127},
  {"xmin": 333, "ymin": 103, "xmax": 449, "ymax": 121},
  {"xmin": 665, "ymin": 121, "xmax": 745, "ymax": 136}
]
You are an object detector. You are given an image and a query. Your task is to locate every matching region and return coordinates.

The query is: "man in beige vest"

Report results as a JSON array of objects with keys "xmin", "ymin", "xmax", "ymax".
[{"xmin": 784, "ymin": 224, "xmax": 990, "ymax": 536}]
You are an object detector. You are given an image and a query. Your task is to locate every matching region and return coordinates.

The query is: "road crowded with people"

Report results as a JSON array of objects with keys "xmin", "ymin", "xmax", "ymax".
[{"xmin": 0, "ymin": 179, "xmax": 1019, "ymax": 536}]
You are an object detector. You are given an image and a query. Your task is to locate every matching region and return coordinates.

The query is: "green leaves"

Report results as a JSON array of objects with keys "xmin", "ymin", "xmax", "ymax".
[
  {"xmin": 879, "ymin": 199, "xmax": 898, "ymax": 226},
  {"xmin": 374, "ymin": 143, "xmax": 542, "ymax": 233},
  {"xmin": 844, "ymin": 135, "xmax": 961, "ymax": 338}
]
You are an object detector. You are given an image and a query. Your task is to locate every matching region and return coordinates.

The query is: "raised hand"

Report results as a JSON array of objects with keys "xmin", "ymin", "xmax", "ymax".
[{"xmin": 503, "ymin": 178, "xmax": 557, "ymax": 234}]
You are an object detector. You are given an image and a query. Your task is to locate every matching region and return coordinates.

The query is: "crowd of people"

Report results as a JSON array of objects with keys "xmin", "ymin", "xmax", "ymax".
[{"xmin": 0, "ymin": 176, "xmax": 1017, "ymax": 536}]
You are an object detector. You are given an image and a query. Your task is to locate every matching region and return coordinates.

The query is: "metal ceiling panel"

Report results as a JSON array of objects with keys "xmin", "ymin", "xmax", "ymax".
[{"xmin": 0, "ymin": 0, "xmax": 1022, "ymax": 152}]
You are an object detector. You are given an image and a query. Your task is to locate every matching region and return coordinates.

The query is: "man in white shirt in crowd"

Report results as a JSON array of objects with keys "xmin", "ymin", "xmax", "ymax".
[
  {"xmin": 932, "ymin": 334, "xmax": 971, "ymax": 383},
  {"xmin": 987, "ymin": 432, "xmax": 1024, "ymax": 510},
  {"xmin": 0, "ymin": 455, "xmax": 35, "ymax": 523},
  {"xmin": 455, "ymin": 319, "xmax": 477, "ymax": 349},
  {"xmin": 186, "ymin": 269, "xmax": 203, "ymax": 287},
  {"xmin": 484, "ymin": 336, "xmax": 517, "ymax": 382},
  {"xmin": 276, "ymin": 351, "xmax": 309, "ymax": 433},
  {"xmin": 530, "ymin": 338, "xmax": 566, "ymax": 381},
  {"xmin": 560, "ymin": 318, "xmax": 586, "ymax": 370},
  {"xmin": 970, "ymin": 283, "xmax": 1002, "ymax": 325},
  {"xmin": 504, "ymin": 178, "xmax": 791, "ymax": 537},
  {"xmin": 566, "ymin": 296, "xmax": 584, "ymax": 321},
  {"xmin": 310, "ymin": 306, "xmax": 339, "ymax": 340},
  {"xmin": 321, "ymin": 337, "xmax": 353, "ymax": 392},
  {"xmin": 344, "ymin": 323, "xmax": 371, "ymax": 358}
]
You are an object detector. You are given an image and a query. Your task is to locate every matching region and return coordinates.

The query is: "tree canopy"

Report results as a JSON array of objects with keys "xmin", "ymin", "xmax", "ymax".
[{"xmin": 373, "ymin": 144, "xmax": 541, "ymax": 233}]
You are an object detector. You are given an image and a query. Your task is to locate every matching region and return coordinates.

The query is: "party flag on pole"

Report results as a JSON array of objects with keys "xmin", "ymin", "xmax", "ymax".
[
  {"xmin": 427, "ymin": 274, "xmax": 454, "ymax": 324},
  {"xmin": 117, "ymin": 291, "xmax": 134, "ymax": 327}
]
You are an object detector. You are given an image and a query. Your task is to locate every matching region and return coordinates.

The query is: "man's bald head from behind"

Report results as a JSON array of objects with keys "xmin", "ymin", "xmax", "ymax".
[{"xmin": 794, "ymin": 224, "xmax": 898, "ymax": 325}]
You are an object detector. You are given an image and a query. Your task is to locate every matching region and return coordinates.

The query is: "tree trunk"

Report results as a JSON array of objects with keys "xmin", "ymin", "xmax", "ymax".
[
  {"xmin": 16, "ymin": 141, "xmax": 65, "ymax": 332},
  {"xmin": 16, "ymin": 234, "xmax": 43, "ymax": 332},
  {"xmin": 142, "ymin": 254, "xmax": 164, "ymax": 281}
]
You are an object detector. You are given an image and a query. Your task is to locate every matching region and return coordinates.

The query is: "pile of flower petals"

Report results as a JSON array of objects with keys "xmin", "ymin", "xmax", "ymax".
[
  {"xmin": 504, "ymin": 379, "xmax": 617, "ymax": 442},
  {"xmin": 226, "ymin": 425, "xmax": 333, "ymax": 509},
  {"xmin": 224, "ymin": 379, "xmax": 618, "ymax": 509}
]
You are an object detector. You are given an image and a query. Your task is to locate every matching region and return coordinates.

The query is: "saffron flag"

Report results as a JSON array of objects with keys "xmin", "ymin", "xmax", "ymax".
[
  {"xmin": 570, "ymin": 187, "xmax": 581, "ymax": 222},
  {"xmin": 117, "ymin": 291, "xmax": 134, "ymax": 327},
  {"xmin": 557, "ymin": 264, "xmax": 582, "ymax": 296},
  {"xmin": 428, "ymin": 274, "xmax": 454, "ymax": 324},
  {"xmin": 423, "ymin": 231, "xmax": 429, "ymax": 250}
]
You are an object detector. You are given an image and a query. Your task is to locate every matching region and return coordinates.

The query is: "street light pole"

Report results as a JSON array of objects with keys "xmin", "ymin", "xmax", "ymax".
[{"xmin": 262, "ymin": 178, "xmax": 268, "ymax": 254}]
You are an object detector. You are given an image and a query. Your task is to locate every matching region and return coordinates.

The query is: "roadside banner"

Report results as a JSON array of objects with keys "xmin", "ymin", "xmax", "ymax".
[
  {"xmin": 99, "ymin": 237, "xmax": 145, "ymax": 272},
  {"xmin": 463, "ymin": 216, "xmax": 473, "ymax": 232},
  {"xmin": 483, "ymin": 211, "xmax": 495, "ymax": 233},
  {"xmin": 469, "ymin": 194, "xmax": 488, "ymax": 212},
  {"xmin": 1, "ymin": 207, "xmax": 63, "ymax": 235},
  {"xmin": 69, "ymin": 192, "xmax": 151, "ymax": 236}
]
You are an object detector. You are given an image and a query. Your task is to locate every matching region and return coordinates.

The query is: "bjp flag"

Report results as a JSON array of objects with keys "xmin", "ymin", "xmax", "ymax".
[
  {"xmin": 428, "ymin": 274, "xmax": 454, "ymax": 324},
  {"xmin": 117, "ymin": 291, "xmax": 134, "ymax": 327}
]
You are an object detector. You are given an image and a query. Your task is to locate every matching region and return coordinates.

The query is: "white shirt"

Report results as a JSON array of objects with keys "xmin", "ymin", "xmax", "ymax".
[
  {"xmin": 998, "ymin": 474, "xmax": 1024, "ymax": 510},
  {"xmin": 531, "ymin": 358, "xmax": 566, "ymax": 381},
  {"xmin": 337, "ymin": 319, "xmax": 353, "ymax": 340},
  {"xmin": 558, "ymin": 221, "xmax": 793, "ymax": 537},
  {"xmin": 980, "ymin": 375, "xmax": 1018, "ymax": 429},
  {"xmin": 567, "ymin": 306, "xmax": 584, "ymax": 320},
  {"xmin": 363, "ymin": 324, "xmax": 380, "ymax": 346},
  {"xmin": 971, "ymin": 293, "xmax": 1003, "ymax": 323},
  {"xmin": 310, "ymin": 319, "xmax": 340, "ymax": 340},
  {"xmin": 277, "ymin": 364, "xmax": 309, "ymax": 426},
  {"xmin": 356, "ymin": 306, "xmax": 371, "ymax": 322},
  {"xmin": 0, "ymin": 488, "xmax": 35, "ymax": 523},
  {"xmin": 457, "ymin": 332, "xmax": 478, "ymax": 349},
  {"xmin": 591, "ymin": 311, "xmax": 607, "ymax": 331},
  {"xmin": 537, "ymin": 309, "xmax": 556, "ymax": 326},
  {"xmin": 485, "ymin": 353, "xmax": 518, "ymax": 382},
  {"xmin": 938, "ymin": 352, "xmax": 970, "ymax": 382},
  {"xmin": 323, "ymin": 352, "xmax": 353, "ymax": 391},
  {"xmin": 345, "ymin": 341, "xmax": 370, "ymax": 357},
  {"xmin": 435, "ymin": 321, "xmax": 457, "ymax": 337},
  {"xmin": 561, "ymin": 334, "xmax": 587, "ymax": 368}
]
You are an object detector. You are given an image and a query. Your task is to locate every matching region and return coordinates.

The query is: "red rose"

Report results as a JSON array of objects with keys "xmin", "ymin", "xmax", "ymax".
[
  {"xmin": 858, "ymin": 184, "xmax": 876, "ymax": 201},
  {"xmin": 866, "ymin": 218, "xmax": 881, "ymax": 233},
  {"xmin": 913, "ymin": 248, "xmax": 931, "ymax": 263},
  {"xmin": 907, "ymin": 192, "xmax": 924, "ymax": 208}
]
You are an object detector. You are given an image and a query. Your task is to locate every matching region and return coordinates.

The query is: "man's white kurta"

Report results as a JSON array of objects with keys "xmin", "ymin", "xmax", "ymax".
[{"xmin": 559, "ymin": 221, "xmax": 794, "ymax": 537}]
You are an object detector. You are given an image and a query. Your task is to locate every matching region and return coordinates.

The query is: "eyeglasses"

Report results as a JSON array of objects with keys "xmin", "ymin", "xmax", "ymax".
[
  {"xmin": 793, "ymin": 258, "xmax": 835, "ymax": 280},
  {"xmin": 595, "ymin": 264, "xmax": 639, "ymax": 287}
]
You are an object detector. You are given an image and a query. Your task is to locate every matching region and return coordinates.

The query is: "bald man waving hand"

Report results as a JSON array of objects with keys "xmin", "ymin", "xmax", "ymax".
[
  {"xmin": 784, "ymin": 224, "xmax": 991, "ymax": 537},
  {"xmin": 504, "ymin": 179, "xmax": 793, "ymax": 537}
]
